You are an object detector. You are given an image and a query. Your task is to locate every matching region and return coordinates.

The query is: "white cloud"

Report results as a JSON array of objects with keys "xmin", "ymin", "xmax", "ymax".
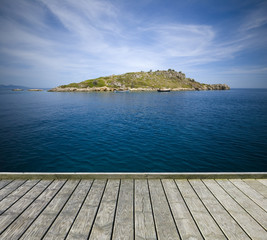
[
  {"xmin": 0, "ymin": 0, "xmax": 266, "ymax": 87},
  {"xmin": 240, "ymin": 2, "xmax": 267, "ymax": 31}
]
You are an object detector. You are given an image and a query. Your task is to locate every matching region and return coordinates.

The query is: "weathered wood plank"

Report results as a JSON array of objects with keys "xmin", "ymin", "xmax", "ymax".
[
  {"xmin": 175, "ymin": 179, "xmax": 226, "ymax": 240},
  {"xmin": 0, "ymin": 180, "xmax": 12, "ymax": 190},
  {"xmin": 203, "ymin": 179, "xmax": 267, "ymax": 240},
  {"xmin": 0, "ymin": 180, "xmax": 39, "ymax": 215},
  {"xmin": 112, "ymin": 179, "xmax": 134, "ymax": 240},
  {"xmin": 148, "ymin": 179, "xmax": 181, "ymax": 240},
  {"xmin": 135, "ymin": 179, "xmax": 157, "ymax": 240},
  {"xmin": 162, "ymin": 179, "xmax": 203, "ymax": 240},
  {"xmin": 217, "ymin": 179, "xmax": 267, "ymax": 229},
  {"xmin": 258, "ymin": 179, "xmax": 267, "ymax": 187},
  {"xmin": 20, "ymin": 180, "xmax": 79, "ymax": 240},
  {"xmin": 66, "ymin": 179, "xmax": 107, "ymax": 240},
  {"xmin": 43, "ymin": 180, "xmax": 93, "ymax": 239},
  {"xmin": 0, "ymin": 180, "xmax": 65, "ymax": 240},
  {"xmin": 0, "ymin": 180, "xmax": 26, "ymax": 201},
  {"xmin": 0, "ymin": 176, "xmax": 265, "ymax": 239},
  {"xmin": 89, "ymin": 179, "xmax": 120, "ymax": 240},
  {"xmin": 230, "ymin": 179, "xmax": 267, "ymax": 211},
  {"xmin": 189, "ymin": 179, "xmax": 250, "ymax": 240},
  {"xmin": 243, "ymin": 179, "xmax": 267, "ymax": 198},
  {"xmin": 0, "ymin": 180, "xmax": 51, "ymax": 235}
]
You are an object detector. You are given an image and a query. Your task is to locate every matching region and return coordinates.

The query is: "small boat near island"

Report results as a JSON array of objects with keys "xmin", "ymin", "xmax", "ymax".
[{"xmin": 157, "ymin": 89, "xmax": 171, "ymax": 92}]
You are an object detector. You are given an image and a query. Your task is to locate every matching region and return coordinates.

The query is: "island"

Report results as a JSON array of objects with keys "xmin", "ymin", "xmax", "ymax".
[
  {"xmin": 48, "ymin": 69, "xmax": 230, "ymax": 92},
  {"xmin": 12, "ymin": 89, "xmax": 24, "ymax": 91},
  {"xmin": 28, "ymin": 89, "xmax": 43, "ymax": 91}
]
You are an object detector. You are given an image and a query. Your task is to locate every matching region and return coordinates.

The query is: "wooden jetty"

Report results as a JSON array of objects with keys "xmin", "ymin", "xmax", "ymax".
[{"xmin": 0, "ymin": 172, "xmax": 266, "ymax": 239}]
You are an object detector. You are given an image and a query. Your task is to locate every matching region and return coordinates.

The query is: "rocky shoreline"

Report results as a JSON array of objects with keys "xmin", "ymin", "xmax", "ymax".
[
  {"xmin": 48, "ymin": 84, "xmax": 230, "ymax": 92},
  {"xmin": 28, "ymin": 89, "xmax": 43, "ymax": 91}
]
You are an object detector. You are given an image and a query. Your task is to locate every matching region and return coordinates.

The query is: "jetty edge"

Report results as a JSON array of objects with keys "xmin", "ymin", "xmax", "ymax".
[
  {"xmin": 48, "ymin": 69, "xmax": 230, "ymax": 92},
  {"xmin": 0, "ymin": 172, "xmax": 266, "ymax": 179}
]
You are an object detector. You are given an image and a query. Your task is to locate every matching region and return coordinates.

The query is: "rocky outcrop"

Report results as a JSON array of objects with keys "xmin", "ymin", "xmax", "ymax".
[
  {"xmin": 195, "ymin": 84, "xmax": 230, "ymax": 91},
  {"xmin": 28, "ymin": 89, "xmax": 43, "ymax": 91},
  {"xmin": 12, "ymin": 89, "xmax": 23, "ymax": 91},
  {"xmin": 209, "ymin": 84, "xmax": 230, "ymax": 90}
]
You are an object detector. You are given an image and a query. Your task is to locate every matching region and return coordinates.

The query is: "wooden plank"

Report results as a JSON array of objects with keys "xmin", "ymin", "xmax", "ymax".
[
  {"xmin": 112, "ymin": 179, "xmax": 134, "ymax": 240},
  {"xmin": 148, "ymin": 179, "xmax": 181, "ymax": 240},
  {"xmin": 217, "ymin": 179, "xmax": 267, "ymax": 229},
  {"xmin": 230, "ymin": 179, "xmax": 267, "ymax": 211},
  {"xmin": 43, "ymin": 180, "xmax": 93, "ymax": 239},
  {"xmin": 244, "ymin": 179, "xmax": 267, "ymax": 198},
  {"xmin": 257, "ymin": 179, "xmax": 267, "ymax": 187},
  {"xmin": 20, "ymin": 180, "xmax": 79, "ymax": 240},
  {"xmin": 66, "ymin": 179, "xmax": 107, "ymax": 240},
  {"xmin": 89, "ymin": 179, "xmax": 120, "ymax": 240},
  {"xmin": 0, "ymin": 180, "xmax": 12, "ymax": 190},
  {"xmin": 135, "ymin": 179, "xmax": 157, "ymax": 240},
  {"xmin": 175, "ymin": 179, "xmax": 226, "ymax": 240},
  {"xmin": 162, "ymin": 179, "xmax": 203, "ymax": 240},
  {"xmin": 0, "ymin": 180, "xmax": 26, "ymax": 201},
  {"xmin": 0, "ymin": 180, "xmax": 65, "ymax": 240},
  {"xmin": 0, "ymin": 180, "xmax": 51, "ymax": 235},
  {"xmin": 189, "ymin": 179, "xmax": 250, "ymax": 240},
  {"xmin": 0, "ymin": 180, "xmax": 39, "ymax": 215},
  {"xmin": 203, "ymin": 179, "xmax": 267, "ymax": 240}
]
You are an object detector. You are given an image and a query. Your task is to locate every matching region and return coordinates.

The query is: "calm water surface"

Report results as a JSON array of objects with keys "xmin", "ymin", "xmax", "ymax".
[{"xmin": 0, "ymin": 89, "xmax": 266, "ymax": 172}]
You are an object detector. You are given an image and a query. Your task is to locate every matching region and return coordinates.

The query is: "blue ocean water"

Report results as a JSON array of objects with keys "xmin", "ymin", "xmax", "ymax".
[{"xmin": 0, "ymin": 89, "xmax": 266, "ymax": 172}]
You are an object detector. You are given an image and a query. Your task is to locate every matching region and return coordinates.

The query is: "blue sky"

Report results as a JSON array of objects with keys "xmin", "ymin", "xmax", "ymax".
[{"xmin": 0, "ymin": 0, "xmax": 266, "ymax": 88}]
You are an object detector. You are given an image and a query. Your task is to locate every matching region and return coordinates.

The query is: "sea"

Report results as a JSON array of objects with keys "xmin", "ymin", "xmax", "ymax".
[{"xmin": 0, "ymin": 88, "xmax": 266, "ymax": 172}]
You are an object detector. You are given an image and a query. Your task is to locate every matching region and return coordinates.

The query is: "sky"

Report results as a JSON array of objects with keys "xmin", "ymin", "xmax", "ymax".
[{"xmin": 0, "ymin": 0, "xmax": 266, "ymax": 88}]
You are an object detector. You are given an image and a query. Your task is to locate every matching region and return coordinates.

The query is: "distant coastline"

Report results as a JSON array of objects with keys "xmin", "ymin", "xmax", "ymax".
[
  {"xmin": 11, "ymin": 88, "xmax": 43, "ymax": 91},
  {"xmin": 48, "ymin": 69, "xmax": 230, "ymax": 92}
]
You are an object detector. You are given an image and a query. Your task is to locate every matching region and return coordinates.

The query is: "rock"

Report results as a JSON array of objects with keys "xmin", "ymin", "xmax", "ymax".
[{"xmin": 210, "ymin": 84, "xmax": 230, "ymax": 90}]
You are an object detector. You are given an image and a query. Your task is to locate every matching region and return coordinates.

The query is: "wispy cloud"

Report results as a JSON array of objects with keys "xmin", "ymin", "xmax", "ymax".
[
  {"xmin": 223, "ymin": 66, "xmax": 267, "ymax": 74},
  {"xmin": 0, "ymin": 0, "xmax": 266, "ymax": 87},
  {"xmin": 240, "ymin": 1, "xmax": 267, "ymax": 31}
]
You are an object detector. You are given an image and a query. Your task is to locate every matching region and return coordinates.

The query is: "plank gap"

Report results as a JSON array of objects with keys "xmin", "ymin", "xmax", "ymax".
[
  {"xmin": 200, "ymin": 179, "xmax": 252, "ymax": 240},
  {"xmin": 110, "ymin": 179, "xmax": 122, "ymax": 240},
  {"xmin": 216, "ymin": 179, "xmax": 267, "ymax": 230},
  {"xmin": 187, "ymin": 180, "xmax": 228, "ymax": 239},
  {"xmin": 21, "ymin": 180, "xmax": 67, "ymax": 239},
  {"xmin": 146, "ymin": 179, "xmax": 158, "ymax": 240},
  {"xmin": 160, "ymin": 179, "xmax": 182, "ymax": 239},
  {"xmin": 0, "ymin": 180, "xmax": 53, "ymax": 236},
  {"xmin": 0, "ymin": 180, "xmax": 13, "ymax": 191},
  {"xmin": 0, "ymin": 179, "xmax": 41, "ymax": 216},
  {"xmin": 174, "ymin": 179, "xmax": 205, "ymax": 240},
  {"xmin": 230, "ymin": 179, "xmax": 267, "ymax": 213}
]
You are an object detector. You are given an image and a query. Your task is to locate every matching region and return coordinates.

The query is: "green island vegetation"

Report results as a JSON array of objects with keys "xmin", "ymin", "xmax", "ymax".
[{"xmin": 49, "ymin": 69, "xmax": 230, "ymax": 91}]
